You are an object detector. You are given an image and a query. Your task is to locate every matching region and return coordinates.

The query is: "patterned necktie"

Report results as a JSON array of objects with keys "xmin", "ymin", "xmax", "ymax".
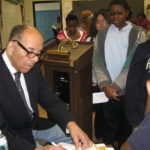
[{"xmin": 14, "ymin": 72, "xmax": 32, "ymax": 119}]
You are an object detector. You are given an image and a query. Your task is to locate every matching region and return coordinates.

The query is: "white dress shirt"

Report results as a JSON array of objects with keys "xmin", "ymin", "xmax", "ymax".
[
  {"xmin": 2, "ymin": 51, "xmax": 34, "ymax": 113},
  {"xmin": 105, "ymin": 23, "xmax": 132, "ymax": 81}
]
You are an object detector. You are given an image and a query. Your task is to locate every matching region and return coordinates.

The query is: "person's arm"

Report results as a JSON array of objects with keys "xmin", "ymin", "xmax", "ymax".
[
  {"xmin": 35, "ymin": 64, "xmax": 93, "ymax": 148},
  {"xmin": 93, "ymin": 30, "xmax": 118, "ymax": 100},
  {"xmin": 112, "ymin": 29, "xmax": 146, "ymax": 95},
  {"xmin": 121, "ymin": 141, "xmax": 132, "ymax": 150},
  {"xmin": 2, "ymin": 128, "xmax": 35, "ymax": 150},
  {"xmin": 93, "ymin": 32, "xmax": 118, "ymax": 100},
  {"xmin": 121, "ymin": 111, "xmax": 150, "ymax": 150},
  {"xmin": 2, "ymin": 122, "xmax": 65, "ymax": 150},
  {"xmin": 145, "ymin": 80, "xmax": 150, "ymax": 115},
  {"xmin": 35, "ymin": 145, "xmax": 66, "ymax": 150},
  {"xmin": 66, "ymin": 121, "xmax": 92, "ymax": 150},
  {"xmin": 125, "ymin": 42, "xmax": 148, "ymax": 125},
  {"xmin": 93, "ymin": 32, "xmax": 111, "ymax": 90},
  {"xmin": 3, "ymin": 127, "xmax": 65, "ymax": 150}
]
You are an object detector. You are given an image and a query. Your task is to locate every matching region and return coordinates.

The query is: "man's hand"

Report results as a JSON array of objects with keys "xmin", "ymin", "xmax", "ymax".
[
  {"xmin": 146, "ymin": 80, "xmax": 150, "ymax": 97},
  {"xmin": 35, "ymin": 145, "xmax": 66, "ymax": 150},
  {"xmin": 145, "ymin": 80, "xmax": 150, "ymax": 115},
  {"xmin": 102, "ymin": 85, "xmax": 120, "ymax": 101},
  {"xmin": 67, "ymin": 121, "xmax": 93, "ymax": 150}
]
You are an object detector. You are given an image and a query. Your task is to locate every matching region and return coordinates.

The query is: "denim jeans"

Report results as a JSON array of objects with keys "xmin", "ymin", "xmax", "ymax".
[{"xmin": 32, "ymin": 124, "xmax": 73, "ymax": 147}]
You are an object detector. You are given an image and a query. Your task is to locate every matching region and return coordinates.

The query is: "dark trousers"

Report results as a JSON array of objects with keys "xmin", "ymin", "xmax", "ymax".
[{"xmin": 94, "ymin": 96, "xmax": 132, "ymax": 148}]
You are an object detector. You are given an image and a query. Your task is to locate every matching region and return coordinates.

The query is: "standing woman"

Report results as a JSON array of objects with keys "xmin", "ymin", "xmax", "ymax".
[
  {"xmin": 87, "ymin": 9, "xmax": 108, "ymax": 87},
  {"xmin": 86, "ymin": 9, "xmax": 109, "ymax": 142},
  {"xmin": 93, "ymin": 0, "xmax": 146, "ymax": 149},
  {"xmin": 87, "ymin": 9, "xmax": 108, "ymax": 42},
  {"xmin": 57, "ymin": 13, "xmax": 87, "ymax": 41},
  {"xmin": 86, "ymin": 10, "xmax": 109, "ymax": 141}
]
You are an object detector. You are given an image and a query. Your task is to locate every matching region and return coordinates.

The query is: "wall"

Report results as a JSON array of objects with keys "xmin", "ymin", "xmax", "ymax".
[
  {"xmin": 73, "ymin": 0, "xmax": 144, "ymax": 21},
  {"xmin": 24, "ymin": 0, "xmax": 75, "ymax": 29},
  {"xmin": 34, "ymin": 2, "xmax": 60, "ymax": 40},
  {"xmin": 24, "ymin": 0, "xmax": 51, "ymax": 26},
  {"xmin": 0, "ymin": 0, "xmax": 75, "ymax": 48},
  {"xmin": 145, "ymin": 0, "xmax": 150, "ymax": 19},
  {"xmin": 0, "ymin": 0, "xmax": 147, "ymax": 49},
  {"xmin": 1, "ymin": 0, "xmax": 22, "ymax": 48},
  {"xmin": 61, "ymin": 0, "xmax": 73, "ymax": 29}
]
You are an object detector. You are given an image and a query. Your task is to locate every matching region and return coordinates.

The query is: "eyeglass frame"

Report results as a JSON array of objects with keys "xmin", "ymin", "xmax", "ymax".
[
  {"xmin": 12, "ymin": 40, "xmax": 45, "ymax": 59},
  {"xmin": 109, "ymin": 11, "xmax": 124, "ymax": 16},
  {"xmin": 96, "ymin": 20, "xmax": 107, "ymax": 24}
]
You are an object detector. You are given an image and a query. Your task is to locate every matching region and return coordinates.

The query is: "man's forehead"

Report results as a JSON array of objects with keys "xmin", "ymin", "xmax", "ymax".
[{"xmin": 22, "ymin": 30, "xmax": 43, "ymax": 42}]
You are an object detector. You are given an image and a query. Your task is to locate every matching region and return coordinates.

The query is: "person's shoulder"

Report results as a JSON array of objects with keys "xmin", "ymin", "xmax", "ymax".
[
  {"xmin": 57, "ymin": 30, "xmax": 64, "ymax": 35},
  {"xmin": 57, "ymin": 30, "xmax": 66, "ymax": 41},
  {"xmin": 96, "ymin": 25, "xmax": 110, "ymax": 39},
  {"xmin": 134, "ymin": 40, "xmax": 150, "ymax": 59},
  {"xmin": 98, "ymin": 25, "xmax": 110, "ymax": 34},
  {"xmin": 138, "ymin": 39, "xmax": 150, "ymax": 47},
  {"xmin": 147, "ymin": 39, "xmax": 150, "ymax": 44},
  {"xmin": 132, "ymin": 24, "xmax": 144, "ymax": 31},
  {"xmin": 78, "ymin": 29, "xmax": 88, "ymax": 35}
]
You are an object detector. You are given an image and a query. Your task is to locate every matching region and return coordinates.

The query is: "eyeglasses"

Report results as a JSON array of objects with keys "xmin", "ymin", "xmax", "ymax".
[
  {"xmin": 109, "ymin": 11, "xmax": 123, "ymax": 16},
  {"xmin": 96, "ymin": 20, "xmax": 107, "ymax": 24},
  {"xmin": 12, "ymin": 40, "xmax": 44, "ymax": 59}
]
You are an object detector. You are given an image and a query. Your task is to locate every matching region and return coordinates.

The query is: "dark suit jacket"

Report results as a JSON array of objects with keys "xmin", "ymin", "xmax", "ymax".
[
  {"xmin": 0, "ymin": 52, "xmax": 74, "ymax": 150},
  {"xmin": 125, "ymin": 40, "xmax": 150, "ymax": 126}
]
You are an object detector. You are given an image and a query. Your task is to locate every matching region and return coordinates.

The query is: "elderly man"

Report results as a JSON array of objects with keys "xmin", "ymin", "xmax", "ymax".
[{"xmin": 0, "ymin": 25, "xmax": 92, "ymax": 150}]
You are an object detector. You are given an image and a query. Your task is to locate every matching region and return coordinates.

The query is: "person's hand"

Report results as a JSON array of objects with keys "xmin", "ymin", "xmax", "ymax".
[
  {"xmin": 92, "ymin": 82, "xmax": 97, "ymax": 87},
  {"xmin": 35, "ymin": 145, "xmax": 66, "ymax": 150},
  {"xmin": 145, "ymin": 80, "xmax": 150, "ymax": 115},
  {"xmin": 146, "ymin": 80, "xmax": 150, "ymax": 97},
  {"xmin": 102, "ymin": 85, "xmax": 120, "ymax": 101},
  {"xmin": 67, "ymin": 121, "xmax": 93, "ymax": 150}
]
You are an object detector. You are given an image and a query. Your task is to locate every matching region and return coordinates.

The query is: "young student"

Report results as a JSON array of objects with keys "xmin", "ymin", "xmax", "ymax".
[
  {"xmin": 86, "ymin": 9, "xmax": 108, "ymax": 42},
  {"xmin": 57, "ymin": 13, "xmax": 87, "ymax": 41},
  {"xmin": 93, "ymin": 0, "xmax": 146, "ymax": 149},
  {"xmin": 86, "ymin": 9, "xmax": 108, "ymax": 87}
]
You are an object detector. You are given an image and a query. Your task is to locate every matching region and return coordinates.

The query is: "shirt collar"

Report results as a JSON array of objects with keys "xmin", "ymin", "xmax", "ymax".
[
  {"xmin": 110, "ymin": 21, "xmax": 132, "ymax": 32},
  {"xmin": 2, "ymin": 51, "xmax": 17, "ymax": 75}
]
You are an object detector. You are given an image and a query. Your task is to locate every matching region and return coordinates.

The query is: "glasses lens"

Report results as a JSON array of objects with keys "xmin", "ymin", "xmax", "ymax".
[
  {"xmin": 117, "ymin": 12, "xmax": 123, "ymax": 15},
  {"xmin": 27, "ymin": 52, "xmax": 44, "ymax": 59},
  {"xmin": 27, "ymin": 53, "xmax": 36, "ymax": 58},
  {"xmin": 110, "ymin": 12, "xmax": 123, "ymax": 16},
  {"xmin": 96, "ymin": 20, "xmax": 106, "ymax": 24}
]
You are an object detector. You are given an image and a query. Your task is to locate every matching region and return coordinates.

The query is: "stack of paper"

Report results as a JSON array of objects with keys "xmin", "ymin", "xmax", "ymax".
[
  {"xmin": 58, "ymin": 142, "xmax": 114, "ymax": 150},
  {"xmin": 93, "ymin": 92, "xmax": 109, "ymax": 104}
]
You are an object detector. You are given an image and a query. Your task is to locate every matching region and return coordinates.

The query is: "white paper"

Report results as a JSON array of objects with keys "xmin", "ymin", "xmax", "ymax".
[
  {"xmin": 58, "ymin": 142, "xmax": 114, "ymax": 150},
  {"xmin": 93, "ymin": 92, "xmax": 109, "ymax": 104}
]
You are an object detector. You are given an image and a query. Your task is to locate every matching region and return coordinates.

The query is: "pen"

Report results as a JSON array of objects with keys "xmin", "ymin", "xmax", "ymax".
[{"xmin": 50, "ymin": 141, "xmax": 58, "ymax": 146}]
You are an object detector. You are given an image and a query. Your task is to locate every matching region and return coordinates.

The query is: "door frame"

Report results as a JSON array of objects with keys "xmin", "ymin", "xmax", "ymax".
[{"xmin": 32, "ymin": 1, "xmax": 62, "ymax": 28}]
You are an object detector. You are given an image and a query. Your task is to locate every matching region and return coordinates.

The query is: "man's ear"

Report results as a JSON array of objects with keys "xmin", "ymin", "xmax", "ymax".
[{"xmin": 7, "ymin": 41, "xmax": 15, "ymax": 55}]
